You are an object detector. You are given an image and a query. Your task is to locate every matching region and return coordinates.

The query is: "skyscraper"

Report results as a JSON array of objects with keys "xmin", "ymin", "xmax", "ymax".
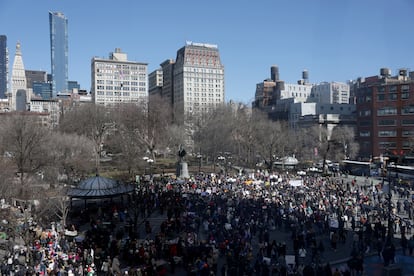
[
  {"xmin": 11, "ymin": 42, "xmax": 28, "ymax": 111},
  {"xmin": 49, "ymin": 11, "xmax": 68, "ymax": 97},
  {"xmin": 173, "ymin": 41, "xmax": 225, "ymax": 124},
  {"xmin": 0, "ymin": 35, "xmax": 8, "ymax": 99}
]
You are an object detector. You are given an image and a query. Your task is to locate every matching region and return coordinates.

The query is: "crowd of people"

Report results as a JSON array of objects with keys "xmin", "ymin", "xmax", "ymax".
[{"xmin": 1, "ymin": 170, "xmax": 414, "ymax": 275}]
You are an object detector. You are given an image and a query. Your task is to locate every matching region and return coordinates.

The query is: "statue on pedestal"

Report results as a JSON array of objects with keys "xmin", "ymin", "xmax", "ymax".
[{"xmin": 177, "ymin": 145, "xmax": 189, "ymax": 179}]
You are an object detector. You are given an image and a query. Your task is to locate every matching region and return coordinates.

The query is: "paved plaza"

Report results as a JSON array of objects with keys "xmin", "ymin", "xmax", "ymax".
[{"xmin": 1, "ymin": 173, "xmax": 414, "ymax": 275}]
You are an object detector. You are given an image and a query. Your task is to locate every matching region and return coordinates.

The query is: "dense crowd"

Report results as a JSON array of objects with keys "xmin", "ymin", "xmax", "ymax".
[{"xmin": 1, "ymin": 171, "xmax": 414, "ymax": 275}]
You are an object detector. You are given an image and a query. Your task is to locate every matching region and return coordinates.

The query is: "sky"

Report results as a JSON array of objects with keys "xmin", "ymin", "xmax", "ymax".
[{"xmin": 1, "ymin": 0, "xmax": 413, "ymax": 104}]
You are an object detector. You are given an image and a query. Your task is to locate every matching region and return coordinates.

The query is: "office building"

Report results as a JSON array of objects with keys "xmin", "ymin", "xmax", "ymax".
[
  {"xmin": 29, "ymin": 99, "xmax": 60, "ymax": 128},
  {"xmin": 0, "ymin": 35, "xmax": 7, "ymax": 99},
  {"xmin": 309, "ymin": 82, "xmax": 350, "ymax": 104},
  {"xmin": 148, "ymin": 68, "xmax": 163, "ymax": 99},
  {"xmin": 354, "ymin": 68, "xmax": 414, "ymax": 161},
  {"xmin": 173, "ymin": 41, "xmax": 225, "ymax": 123},
  {"xmin": 49, "ymin": 11, "xmax": 68, "ymax": 97},
  {"xmin": 160, "ymin": 59, "xmax": 175, "ymax": 107},
  {"xmin": 253, "ymin": 67, "xmax": 312, "ymax": 108},
  {"xmin": 254, "ymin": 78, "xmax": 276, "ymax": 111},
  {"xmin": 68, "ymin": 80, "xmax": 80, "ymax": 92},
  {"xmin": 33, "ymin": 82, "xmax": 52, "ymax": 100},
  {"xmin": 10, "ymin": 42, "xmax": 29, "ymax": 111},
  {"xmin": 289, "ymin": 101, "xmax": 356, "ymax": 133},
  {"xmin": 25, "ymin": 70, "xmax": 47, "ymax": 89},
  {"xmin": 91, "ymin": 48, "xmax": 148, "ymax": 106},
  {"xmin": 253, "ymin": 66, "xmax": 312, "ymax": 121}
]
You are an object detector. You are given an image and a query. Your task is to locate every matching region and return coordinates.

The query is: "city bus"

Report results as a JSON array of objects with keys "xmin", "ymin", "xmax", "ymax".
[
  {"xmin": 340, "ymin": 160, "xmax": 380, "ymax": 177},
  {"xmin": 387, "ymin": 164, "xmax": 414, "ymax": 181}
]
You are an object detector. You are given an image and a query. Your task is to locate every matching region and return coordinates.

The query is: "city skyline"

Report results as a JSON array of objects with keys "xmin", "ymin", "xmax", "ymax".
[{"xmin": 0, "ymin": 0, "xmax": 413, "ymax": 103}]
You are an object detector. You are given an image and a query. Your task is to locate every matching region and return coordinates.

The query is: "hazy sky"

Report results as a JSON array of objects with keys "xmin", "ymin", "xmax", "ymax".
[{"xmin": 1, "ymin": 0, "xmax": 413, "ymax": 103}]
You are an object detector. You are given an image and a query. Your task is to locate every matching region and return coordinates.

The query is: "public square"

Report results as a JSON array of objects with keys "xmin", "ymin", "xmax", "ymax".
[{"xmin": 1, "ymin": 169, "xmax": 414, "ymax": 275}]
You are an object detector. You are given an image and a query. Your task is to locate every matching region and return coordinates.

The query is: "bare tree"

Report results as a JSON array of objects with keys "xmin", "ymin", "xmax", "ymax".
[
  {"xmin": 330, "ymin": 125, "xmax": 359, "ymax": 160},
  {"xmin": 251, "ymin": 112, "xmax": 291, "ymax": 171},
  {"xmin": 193, "ymin": 105, "xmax": 235, "ymax": 166},
  {"xmin": 0, "ymin": 114, "xmax": 50, "ymax": 197},
  {"xmin": 60, "ymin": 104, "xmax": 113, "ymax": 174},
  {"xmin": 309, "ymin": 124, "xmax": 359, "ymax": 173},
  {"xmin": 229, "ymin": 106, "xmax": 256, "ymax": 167},
  {"xmin": 165, "ymin": 124, "xmax": 188, "ymax": 158},
  {"xmin": 35, "ymin": 187, "xmax": 71, "ymax": 230},
  {"xmin": 107, "ymin": 125, "xmax": 144, "ymax": 178},
  {"xmin": 0, "ymin": 157, "xmax": 15, "ymax": 201},
  {"xmin": 115, "ymin": 97, "xmax": 172, "ymax": 164},
  {"xmin": 45, "ymin": 132, "xmax": 95, "ymax": 185}
]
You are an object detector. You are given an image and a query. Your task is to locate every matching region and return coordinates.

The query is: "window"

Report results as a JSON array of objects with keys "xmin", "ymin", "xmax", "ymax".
[
  {"xmin": 402, "ymin": 92, "xmax": 409, "ymax": 99},
  {"xmin": 377, "ymin": 94, "xmax": 385, "ymax": 101},
  {"xmin": 378, "ymin": 130, "xmax": 396, "ymax": 137},
  {"xmin": 379, "ymin": 142, "xmax": 396, "ymax": 149},
  {"xmin": 402, "ymin": 119, "xmax": 414, "ymax": 125},
  {"xmin": 389, "ymin": 93, "xmax": 397, "ymax": 100},
  {"xmin": 402, "ymin": 130, "xmax": 414, "ymax": 136},
  {"xmin": 377, "ymin": 107, "xmax": 397, "ymax": 115},
  {"xmin": 378, "ymin": 119, "xmax": 396, "ymax": 126},
  {"xmin": 402, "ymin": 105, "xmax": 414, "ymax": 114},
  {"xmin": 359, "ymin": 110, "xmax": 371, "ymax": 116},
  {"xmin": 359, "ymin": 131, "xmax": 371, "ymax": 137},
  {"xmin": 359, "ymin": 121, "xmax": 371, "ymax": 126},
  {"xmin": 402, "ymin": 141, "xmax": 411, "ymax": 148},
  {"xmin": 401, "ymin": 85, "xmax": 410, "ymax": 92}
]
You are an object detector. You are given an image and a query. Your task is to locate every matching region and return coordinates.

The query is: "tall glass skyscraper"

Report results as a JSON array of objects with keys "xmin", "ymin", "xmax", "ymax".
[
  {"xmin": 0, "ymin": 35, "xmax": 7, "ymax": 99},
  {"xmin": 49, "ymin": 11, "xmax": 68, "ymax": 97}
]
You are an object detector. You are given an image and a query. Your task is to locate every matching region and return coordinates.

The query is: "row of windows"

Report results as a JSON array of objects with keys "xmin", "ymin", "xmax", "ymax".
[
  {"xmin": 95, "ymin": 63, "xmax": 146, "ymax": 71},
  {"xmin": 376, "ymin": 84, "xmax": 411, "ymax": 93},
  {"xmin": 186, "ymin": 92, "xmax": 222, "ymax": 97},
  {"xmin": 378, "ymin": 141, "xmax": 414, "ymax": 149},
  {"xmin": 186, "ymin": 98, "xmax": 222, "ymax": 103},
  {"xmin": 98, "ymin": 80, "xmax": 146, "ymax": 86},
  {"xmin": 359, "ymin": 106, "xmax": 414, "ymax": 116},
  {"xmin": 379, "ymin": 142, "xmax": 397, "ymax": 149},
  {"xmin": 186, "ymin": 88, "xmax": 222, "ymax": 93},
  {"xmin": 360, "ymin": 119, "xmax": 414, "ymax": 126},
  {"xmin": 376, "ymin": 92, "xmax": 410, "ymax": 100},
  {"xmin": 319, "ymin": 105, "xmax": 353, "ymax": 111},
  {"xmin": 185, "ymin": 78, "xmax": 223, "ymax": 83},
  {"xmin": 283, "ymin": 92, "xmax": 310, "ymax": 98},
  {"xmin": 96, "ymin": 85, "xmax": 146, "ymax": 91},
  {"xmin": 359, "ymin": 129, "xmax": 414, "ymax": 137},
  {"xmin": 184, "ymin": 67, "xmax": 223, "ymax": 74},
  {"xmin": 360, "ymin": 94, "xmax": 410, "ymax": 103},
  {"xmin": 96, "ymin": 69, "xmax": 146, "ymax": 76},
  {"xmin": 96, "ymin": 91, "xmax": 146, "ymax": 97},
  {"xmin": 188, "ymin": 99, "xmax": 222, "ymax": 105},
  {"xmin": 185, "ymin": 58, "xmax": 220, "ymax": 66},
  {"xmin": 95, "ymin": 74, "xmax": 146, "ymax": 81}
]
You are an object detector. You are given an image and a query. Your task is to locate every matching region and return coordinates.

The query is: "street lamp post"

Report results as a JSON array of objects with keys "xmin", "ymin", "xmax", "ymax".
[
  {"xmin": 386, "ymin": 161, "xmax": 398, "ymax": 245},
  {"xmin": 387, "ymin": 167, "xmax": 393, "ymax": 244},
  {"xmin": 147, "ymin": 158, "xmax": 154, "ymax": 179},
  {"xmin": 218, "ymin": 155, "xmax": 226, "ymax": 175},
  {"xmin": 197, "ymin": 153, "xmax": 202, "ymax": 173}
]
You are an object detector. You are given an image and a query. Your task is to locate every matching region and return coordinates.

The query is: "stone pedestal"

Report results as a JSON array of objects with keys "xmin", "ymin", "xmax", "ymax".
[{"xmin": 177, "ymin": 162, "xmax": 189, "ymax": 179}]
